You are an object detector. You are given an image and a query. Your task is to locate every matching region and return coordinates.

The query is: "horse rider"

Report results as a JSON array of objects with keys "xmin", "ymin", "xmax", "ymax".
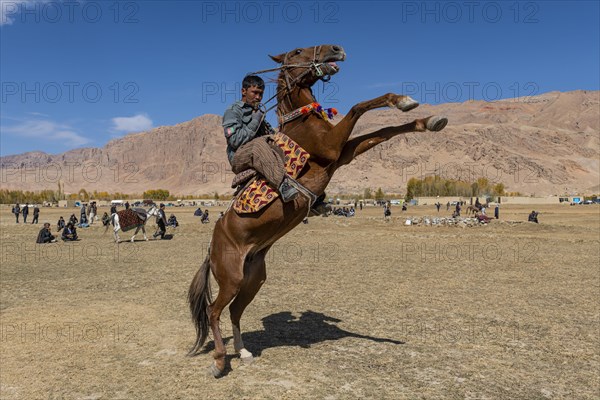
[
  {"xmin": 223, "ymin": 75, "xmax": 299, "ymax": 201},
  {"xmin": 223, "ymin": 74, "xmax": 330, "ymax": 214}
]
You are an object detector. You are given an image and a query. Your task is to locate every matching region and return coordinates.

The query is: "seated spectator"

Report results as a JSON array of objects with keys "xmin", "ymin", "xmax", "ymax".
[
  {"xmin": 101, "ymin": 212, "xmax": 111, "ymax": 227},
  {"xmin": 36, "ymin": 223, "xmax": 56, "ymax": 244},
  {"xmin": 528, "ymin": 211, "xmax": 539, "ymax": 223},
  {"xmin": 69, "ymin": 214, "xmax": 78, "ymax": 225},
  {"xmin": 57, "ymin": 216, "xmax": 66, "ymax": 231},
  {"xmin": 167, "ymin": 214, "xmax": 179, "ymax": 228},
  {"xmin": 194, "ymin": 208, "xmax": 203, "ymax": 216},
  {"xmin": 61, "ymin": 222, "xmax": 78, "ymax": 241},
  {"xmin": 201, "ymin": 210, "xmax": 210, "ymax": 224},
  {"xmin": 79, "ymin": 213, "xmax": 89, "ymax": 226}
]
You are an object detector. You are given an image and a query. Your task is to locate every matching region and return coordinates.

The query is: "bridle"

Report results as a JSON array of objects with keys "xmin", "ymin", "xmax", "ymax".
[{"xmin": 246, "ymin": 45, "xmax": 331, "ymax": 119}]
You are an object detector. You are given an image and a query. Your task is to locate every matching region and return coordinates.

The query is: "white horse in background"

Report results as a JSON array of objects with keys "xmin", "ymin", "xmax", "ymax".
[{"xmin": 105, "ymin": 205, "xmax": 160, "ymax": 243}]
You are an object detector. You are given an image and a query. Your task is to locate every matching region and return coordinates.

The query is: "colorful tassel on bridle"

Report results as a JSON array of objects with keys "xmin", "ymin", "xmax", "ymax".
[{"xmin": 282, "ymin": 102, "xmax": 338, "ymax": 126}]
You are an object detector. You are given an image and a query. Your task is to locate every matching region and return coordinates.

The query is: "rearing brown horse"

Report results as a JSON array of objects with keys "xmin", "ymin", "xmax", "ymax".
[{"xmin": 188, "ymin": 44, "xmax": 448, "ymax": 377}]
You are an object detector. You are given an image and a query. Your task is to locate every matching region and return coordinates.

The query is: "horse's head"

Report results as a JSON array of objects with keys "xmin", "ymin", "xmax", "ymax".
[
  {"xmin": 147, "ymin": 205, "xmax": 159, "ymax": 216},
  {"xmin": 270, "ymin": 44, "xmax": 346, "ymax": 88}
]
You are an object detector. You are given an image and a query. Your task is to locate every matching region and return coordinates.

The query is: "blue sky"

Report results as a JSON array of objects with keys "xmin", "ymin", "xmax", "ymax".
[{"xmin": 1, "ymin": 0, "xmax": 599, "ymax": 156}]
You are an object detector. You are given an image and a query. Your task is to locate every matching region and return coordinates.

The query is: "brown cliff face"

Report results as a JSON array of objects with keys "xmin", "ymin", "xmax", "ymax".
[{"xmin": 2, "ymin": 91, "xmax": 598, "ymax": 196}]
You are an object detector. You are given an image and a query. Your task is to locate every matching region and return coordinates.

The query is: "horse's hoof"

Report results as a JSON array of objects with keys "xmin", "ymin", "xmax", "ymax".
[
  {"xmin": 207, "ymin": 363, "xmax": 223, "ymax": 378},
  {"xmin": 398, "ymin": 96, "xmax": 419, "ymax": 112},
  {"xmin": 240, "ymin": 355, "xmax": 254, "ymax": 366},
  {"xmin": 426, "ymin": 116, "xmax": 448, "ymax": 131}
]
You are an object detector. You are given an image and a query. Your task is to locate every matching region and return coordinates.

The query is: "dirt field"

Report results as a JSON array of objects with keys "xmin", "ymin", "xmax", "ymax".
[{"xmin": 1, "ymin": 203, "xmax": 598, "ymax": 399}]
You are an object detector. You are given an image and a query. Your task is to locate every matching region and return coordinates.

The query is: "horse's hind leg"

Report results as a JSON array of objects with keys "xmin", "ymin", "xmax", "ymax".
[
  {"xmin": 131, "ymin": 226, "xmax": 140, "ymax": 242},
  {"xmin": 207, "ymin": 242, "xmax": 246, "ymax": 376},
  {"xmin": 141, "ymin": 225, "xmax": 148, "ymax": 241},
  {"xmin": 229, "ymin": 247, "xmax": 270, "ymax": 365}
]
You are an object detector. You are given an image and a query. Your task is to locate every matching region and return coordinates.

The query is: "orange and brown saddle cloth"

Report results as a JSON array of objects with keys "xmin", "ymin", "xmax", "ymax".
[{"xmin": 233, "ymin": 132, "xmax": 310, "ymax": 214}]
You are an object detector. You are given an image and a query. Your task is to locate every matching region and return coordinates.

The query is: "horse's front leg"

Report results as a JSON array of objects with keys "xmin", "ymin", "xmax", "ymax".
[
  {"xmin": 335, "ymin": 116, "xmax": 448, "ymax": 168},
  {"xmin": 327, "ymin": 93, "xmax": 419, "ymax": 151},
  {"xmin": 229, "ymin": 246, "xmax": 270, "ymax": 366},
  {"xmin": 141, "ymin": 225, "xmax": 148, "ymax": 241}
]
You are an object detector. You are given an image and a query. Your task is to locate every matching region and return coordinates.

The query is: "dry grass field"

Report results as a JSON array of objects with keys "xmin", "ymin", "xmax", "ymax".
[{"xmin": 1, "ymin": 203, "xmax": 598, "ymax": 399}]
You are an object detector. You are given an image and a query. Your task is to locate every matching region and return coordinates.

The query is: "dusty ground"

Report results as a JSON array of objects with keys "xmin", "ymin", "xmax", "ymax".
[{"xmin": 0, "ymin": 203, "xmax": 598, "ymax": 399}]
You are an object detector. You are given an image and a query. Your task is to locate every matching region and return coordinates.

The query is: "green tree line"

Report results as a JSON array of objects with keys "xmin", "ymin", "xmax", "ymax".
[{"xmin": 405, "ymin": 176, "xmax": 505, "ymax": 200}]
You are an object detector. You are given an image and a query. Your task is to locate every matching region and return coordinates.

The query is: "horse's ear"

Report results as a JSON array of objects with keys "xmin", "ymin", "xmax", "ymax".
[{"xmin": 269, "ymin": 53, "xmax": 285, "ymax": 64}]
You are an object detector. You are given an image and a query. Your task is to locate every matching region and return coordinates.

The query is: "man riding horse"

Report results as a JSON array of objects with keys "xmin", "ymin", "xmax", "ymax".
[
  {"xmin": 190, "ymin": 44, "xmax": 449, "ymax": 377},
  {"xmin": 223, "ymin": 74, "xmax": 328, "ymax": 214}
]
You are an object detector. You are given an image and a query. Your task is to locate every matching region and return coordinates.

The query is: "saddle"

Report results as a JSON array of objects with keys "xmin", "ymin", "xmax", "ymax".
[{"xmin": 232, "ymin": 132, "xmax": 310, "ymax": 214}]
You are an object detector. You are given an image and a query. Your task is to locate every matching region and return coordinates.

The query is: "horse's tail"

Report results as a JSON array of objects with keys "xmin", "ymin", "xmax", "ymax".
[{"xmin": 187, "ymin": 252, "xmax": 212, "ymax": 356}]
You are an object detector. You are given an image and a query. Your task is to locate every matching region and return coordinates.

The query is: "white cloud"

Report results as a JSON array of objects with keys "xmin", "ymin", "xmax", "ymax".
[
  {"xmin": 2, "ymin": 119, "xmax": 91, "ymax": 147},
  {"xmin": 111, "ymin": 113, "xmax": 153, "ymax": 133}
]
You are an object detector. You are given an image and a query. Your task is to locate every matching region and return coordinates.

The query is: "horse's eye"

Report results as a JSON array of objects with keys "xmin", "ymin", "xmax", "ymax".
[{"xmin": 295, "ymin": 49, "xmax": 302, "ymax": 55}]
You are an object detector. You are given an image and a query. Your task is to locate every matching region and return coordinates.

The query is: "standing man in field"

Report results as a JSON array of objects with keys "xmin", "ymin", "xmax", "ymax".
[
  {"xmin": 80, "ymin": 203, "xmax": 87, "ymax": 224},
  {"xmin": 22, "ymin": 204, "xmax": 29, "ymax": 223},
  {"xmin": 32, "ymin": 205, "xmax": 40, "ymax": 224},
  {"xmin": 13, "ymin": 203, "xmax": 20, "ymax": 223},
  {"xmin": 88, "ymin": 201, "xmax": 97, "ymax": 224},
  {"xmin": 153, "ymin": 203, "xmax": 168, "ymax": 240}
]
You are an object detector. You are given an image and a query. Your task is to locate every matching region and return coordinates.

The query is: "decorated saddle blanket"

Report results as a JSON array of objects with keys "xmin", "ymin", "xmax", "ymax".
[
  {"xmin": 117, "ymin": 209, "xmax": 146, "ymax": 232},
  {"xmin": 233, "ymin": 132, "xmax": 309, "ymax": 214}
]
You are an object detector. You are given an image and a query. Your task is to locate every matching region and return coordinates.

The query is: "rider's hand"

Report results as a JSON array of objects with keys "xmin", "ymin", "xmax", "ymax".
[{"xmin": 252, "ymin": 109, "xmax": 265, "ymax": 121}]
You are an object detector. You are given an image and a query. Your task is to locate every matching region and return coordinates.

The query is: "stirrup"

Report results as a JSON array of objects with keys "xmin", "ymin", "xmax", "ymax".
[{"xmin": 279, "ymin": 177, "xmax": 299, "ymax": 202}]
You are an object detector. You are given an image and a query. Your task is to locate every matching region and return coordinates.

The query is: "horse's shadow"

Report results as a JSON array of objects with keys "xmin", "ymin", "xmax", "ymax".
[{"xmin": 202, "ymin": 310, "xmax": 404, "ymax": 356}]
